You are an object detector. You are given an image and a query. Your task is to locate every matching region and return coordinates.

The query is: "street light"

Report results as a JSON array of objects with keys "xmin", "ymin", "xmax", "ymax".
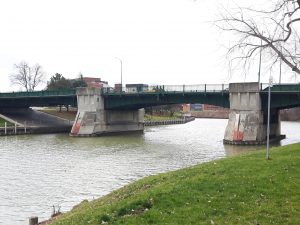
[
  {"xmin": 258, "ymin": 38, "xmax": 263, "ymax": 83},
  {"xmin": 266, "ymin": 75, "xmax": 273, "ymax": 160},
  {"xmin": 115, "ymin": 57, "xmax": 123, "ymax": 92}
]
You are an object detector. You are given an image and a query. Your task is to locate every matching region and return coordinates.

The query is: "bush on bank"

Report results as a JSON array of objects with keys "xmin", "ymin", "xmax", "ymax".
[{"xmin": 51, "ymin": 143, "xmax": 300, "ymax": 225}]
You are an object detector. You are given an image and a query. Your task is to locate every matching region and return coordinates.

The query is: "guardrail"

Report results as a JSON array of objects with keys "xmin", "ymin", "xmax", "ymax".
[
  {"xmin": 102, "ymin": 84, "xmax": 230, "ymax": 94},
  {"xmin": 0, "ymin": 89, "xmax": 76, "ymax": 98},
  {"xmin": 1, "ymin": 83, "xmax": 299, "ymax": 98}
]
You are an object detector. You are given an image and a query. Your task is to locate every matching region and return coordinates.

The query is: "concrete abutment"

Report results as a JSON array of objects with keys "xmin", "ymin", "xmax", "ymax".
[
  {"xmin": 224, "ymin": 82, "xmax": 284, "ymax": 145},
  {"xmin": 70, "ymin": 88, "xmax": 144, "ymax": 136}
]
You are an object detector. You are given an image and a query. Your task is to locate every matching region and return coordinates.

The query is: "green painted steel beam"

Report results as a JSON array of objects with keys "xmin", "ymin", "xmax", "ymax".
[
  {"xmin": 103, "ymin": 92, "xmax": 230, "ymax": 110},
  {"xmin": 260, "ymin": 92, "xmax": 300, "ymax": 110},
  {"xmin": 0, "ymin": 89, "xmax": 77, "ymax": 108}
]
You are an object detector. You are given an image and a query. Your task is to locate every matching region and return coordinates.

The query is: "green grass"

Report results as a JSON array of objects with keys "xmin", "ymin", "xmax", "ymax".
[
  {"xmin": 51, "ymin": 143, "xmax": 300, "ymax": 225},
  {"xmin": 0, "ymin": 117, "xmax": 14, "ymax": 126}
]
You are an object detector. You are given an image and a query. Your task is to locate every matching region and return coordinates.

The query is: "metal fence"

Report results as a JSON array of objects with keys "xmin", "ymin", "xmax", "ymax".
[
  {"xmin": 1, "ymin": 83, "xmax": 299, "ymax": 98},
  {"xmin": 102, "ymin": 84, "xmax": 230, "ymax": 94},
  {"xmin": 0, "ymin": 89, "xmax": 76, "ymax": 98}
]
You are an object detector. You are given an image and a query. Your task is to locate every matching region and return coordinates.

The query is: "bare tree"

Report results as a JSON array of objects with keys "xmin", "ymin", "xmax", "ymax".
[
  {"xmin": 10, "ymin": 61, "xmax": 46, "ymax": 91},
  {"xmin": 215, "ymin": 0, "xmax": 300, "ymax": 79}
]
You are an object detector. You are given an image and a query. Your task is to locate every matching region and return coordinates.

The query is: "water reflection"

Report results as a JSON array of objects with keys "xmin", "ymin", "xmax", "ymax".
[{"xmin": 0, "ymin": 119, "xmax": 299, "ymax": 224}]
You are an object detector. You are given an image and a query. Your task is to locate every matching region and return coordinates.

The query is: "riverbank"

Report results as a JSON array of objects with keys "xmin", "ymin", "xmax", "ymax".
[
  {"xmin": 0, "ymin": 117, "xmax": 13, "ymax": 126},
  {"xmin": 144, "ymin": 114, "xmax": 195, "ymax": 126},
  {"xmin": 144, "ymin": 117, "xmax": 195, "ymax": 126},
  {"xmin": 47, "ymin": 143, "xmax": 300, "ymax": 225},
  {"xmin": 0, "ymin": 109, "xmax": 72, "ymax": 136},
  {"xmin": 0, "ymin": 125, "xmax": 71, "ymax": 136}
]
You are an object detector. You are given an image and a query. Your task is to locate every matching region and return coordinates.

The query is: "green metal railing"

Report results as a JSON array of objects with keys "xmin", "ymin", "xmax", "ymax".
[
  {"xmin": 0, "ymin": 83, "xmax": 299, "ymax": 98},
  {"xmin": 0, "ymin": 89, "xmax": 76, "ymax": 98},
  {"xmin": 102, "ymin": 84, "xmax": 230, "ymax": 95}
]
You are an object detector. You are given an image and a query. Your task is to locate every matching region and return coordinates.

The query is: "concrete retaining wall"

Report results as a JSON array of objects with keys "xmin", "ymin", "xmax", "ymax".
[{"xmin": 190, "ymin": 111, "xmax": 229, "ymax": 119}]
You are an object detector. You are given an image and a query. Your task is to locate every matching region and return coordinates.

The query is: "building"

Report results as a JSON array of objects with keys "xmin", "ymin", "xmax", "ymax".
[
  {"xmin": 125, "ymin": 84, "xmax": 148, "ymax": 93},
  {"xmin": 182, "ymin": 104, "xmax": 191, "ymax": 112},
  {"xmin": 190, "ymin": 104, "xmax": 203, "ymax": 111},
  {"xmin": 202, "ymin": 104, "xmax": 228, "ymax": 111},
  {"xmin": 82, "ymin": 77, "xmax": 108, "ymax": 88},
  {"xmin": 184, "ymin": 104, "xmax": 228, "ymax": 112}
]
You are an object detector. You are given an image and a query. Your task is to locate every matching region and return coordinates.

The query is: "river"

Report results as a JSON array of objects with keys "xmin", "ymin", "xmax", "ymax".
[{"xmin": 0, "ymin": 119, "xmax": 300, "ymax": 225}]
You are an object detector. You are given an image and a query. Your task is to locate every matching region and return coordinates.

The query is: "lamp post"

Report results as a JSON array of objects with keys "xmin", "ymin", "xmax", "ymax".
[
  {"xmin": 115, "ymin": 57, "xmax": 123, "ymax": 92},
  {"xmin": 258, "ymin": 37, "xmax": 263, "ymax": 83},
  {"xmin": 266, "ymin": 75, "xmax": 273, "ymax": 160}
]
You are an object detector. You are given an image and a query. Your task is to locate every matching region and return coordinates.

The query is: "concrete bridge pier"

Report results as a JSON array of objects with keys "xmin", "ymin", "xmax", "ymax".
[
  {"xmin": 224, "ymin": 82, "xmax": 282, "ymax": 145},
  {"xmin": 70, "ymin": 88, "xmax": 144, "ymax": 136}
]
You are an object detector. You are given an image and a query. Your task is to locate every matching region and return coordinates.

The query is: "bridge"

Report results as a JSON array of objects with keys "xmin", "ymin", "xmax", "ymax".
[
  {"xmin": 0, "ymin": 83, "xmax": 299, "ymax": 110},
  {"xmin": 0, "ymin": 82, "xmax": 299, "ymax": 144}
]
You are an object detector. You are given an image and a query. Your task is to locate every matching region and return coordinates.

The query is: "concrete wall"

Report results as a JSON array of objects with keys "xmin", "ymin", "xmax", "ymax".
[
  {"xmin": 224, "ymin": 83, "xmax": 281, "ymax": 144},
  {"xmin": 280, "ymin": 107, "xmax": 300, "ymax": 121},
  {"xmin": 70, "ymin": 87, "xmax": 144, "ymax": 136},
  {"xmin": 190, "ymin": 110, "xmax": 229, "ymax": 119}
]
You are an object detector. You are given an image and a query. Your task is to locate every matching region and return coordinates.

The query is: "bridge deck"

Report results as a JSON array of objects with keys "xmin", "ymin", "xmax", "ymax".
[{"xmin": 0, "ymin": 83, "xmax": 299, "ymax": 110}]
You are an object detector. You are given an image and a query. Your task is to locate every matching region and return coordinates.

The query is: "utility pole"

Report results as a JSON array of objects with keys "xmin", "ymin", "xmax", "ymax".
[
  {"xmin": 115, "ymin": 57, "xmax": 123, "ymax": 92},
  {"xmin": 258, "ymin": 37, "xmax": 263, "ymax": 83},
  {"xmin": 266, "ymin": 76, "xmax": 273, "ymax": 160}
]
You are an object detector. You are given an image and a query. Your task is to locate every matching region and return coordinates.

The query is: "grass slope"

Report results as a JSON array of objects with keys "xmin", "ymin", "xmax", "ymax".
[
  {"xmin": 0, "ymin": 117, "xmax": 13, "ymax": 126},
  {"xmin": 52, "ymin": 143, "xmax": 300, "ymax": 225}
]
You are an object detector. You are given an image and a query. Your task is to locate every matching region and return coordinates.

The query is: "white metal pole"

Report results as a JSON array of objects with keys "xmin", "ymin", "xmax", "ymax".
[
  {"xmin": 266, "ymin": 77, "xmax": 272, "ymax": 160},
  {"xmin": 279, "ymin": 16, "xmax": 284, "ymax": 84},
  {"xmin": 115, "ymin": 57, "xmax": 123, "ymax": 92},
  {"xmin": 258, "ymin": 38, "xmax": 263, "ymax": 83}
]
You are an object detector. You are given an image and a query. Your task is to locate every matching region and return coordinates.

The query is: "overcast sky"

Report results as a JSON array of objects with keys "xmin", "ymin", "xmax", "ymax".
[{"xmin": 0, "ymin": 0, "xmax": 295, "ymax": 91}]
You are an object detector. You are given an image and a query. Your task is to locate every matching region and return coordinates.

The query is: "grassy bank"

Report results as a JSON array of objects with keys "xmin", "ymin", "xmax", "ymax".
[
  {"xmin": 51, "ymin": 143, "xmax": 300, "ymax": 225},
  {"xmin": 144, "ymin": 113, "xmax": 181, "ymax": 121},
  {"xmin": 0, "ymin": 117, "xmax": 14, "ymax": 126}
]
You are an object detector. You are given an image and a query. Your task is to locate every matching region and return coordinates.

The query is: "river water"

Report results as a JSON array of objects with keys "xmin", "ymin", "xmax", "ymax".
[{"xmin": 1, "ymin": 119, "xmax": 300, "ymax": 225}]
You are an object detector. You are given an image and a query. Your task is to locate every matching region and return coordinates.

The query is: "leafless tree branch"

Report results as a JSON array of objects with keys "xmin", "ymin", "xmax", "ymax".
[
  {"xmin": 10, "ymin": 62, "xmax": 46, "ymax": 91},
  {"xmin": 215, "ymin": 0, "xmax": 300, "ymax": 78}
]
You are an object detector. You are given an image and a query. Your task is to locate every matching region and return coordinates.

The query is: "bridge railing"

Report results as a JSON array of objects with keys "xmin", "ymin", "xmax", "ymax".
[
  {"xmin": 0, "ymin": 89, "xmax": 76, "ymax": 98},
  {"xmin": 102, "ymin": 84, "xmax": 229, "ymax": 94}
]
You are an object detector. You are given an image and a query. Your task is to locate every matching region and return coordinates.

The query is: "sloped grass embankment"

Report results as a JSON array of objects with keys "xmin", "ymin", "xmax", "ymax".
[
  {"xmin": 52, "ymin": 143, "xmax": 300, "ymax": 225},
  {"xmin": 0, "ymin": 117, "xmax": 14, "ymax": 126}
]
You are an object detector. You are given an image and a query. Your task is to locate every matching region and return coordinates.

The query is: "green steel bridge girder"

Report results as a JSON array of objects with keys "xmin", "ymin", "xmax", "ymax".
[
  {"xmin": 103, "ymin": 92, "xmax": 230, "ymax": 110},
  {"xmin": 0, "ymin": 85, "xmax": 300, "ymax": 110},
  {"xmin": 0, "ymin": 89, "xmax": 77, "ymax": 108},
  {"xmin": 0, "ymin": 95, "xmax": 77, "ymax": 108},
  {"xmin": 260, "ymin": 91, "xmax": 300, "ymax": 110}
]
